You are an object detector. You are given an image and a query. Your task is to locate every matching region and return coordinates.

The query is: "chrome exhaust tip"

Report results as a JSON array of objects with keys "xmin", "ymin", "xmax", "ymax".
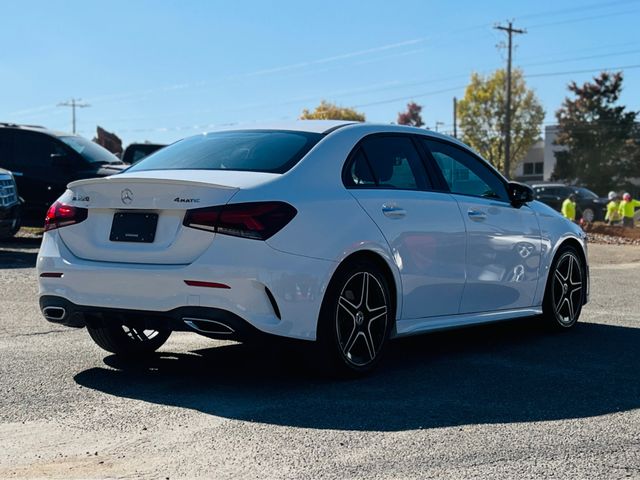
[
  {"xmin": 43, "ymin": 306, "xmax": 66, "ymax": 321},
  {"xmin": 183, "ymin": 317, "xmax": 235, "ymax": 335}
]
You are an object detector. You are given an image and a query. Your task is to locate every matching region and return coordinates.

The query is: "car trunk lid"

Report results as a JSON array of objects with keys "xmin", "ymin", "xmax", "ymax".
[{"xmin": 57, "ymin": 169, "xmax": 278, "ymax": 264}]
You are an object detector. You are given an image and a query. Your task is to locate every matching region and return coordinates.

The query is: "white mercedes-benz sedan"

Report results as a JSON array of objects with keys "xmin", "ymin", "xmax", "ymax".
[{"xmin": 37, "ymin": 121, "xmax": 589, "ymax": 374}]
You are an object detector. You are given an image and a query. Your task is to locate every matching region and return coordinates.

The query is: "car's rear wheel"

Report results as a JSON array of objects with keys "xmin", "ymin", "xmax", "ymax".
[
  {"xmin": 87, "ymin": 324, "xmax": 171, "ymax": 356},
  {"xmin": 317, "ymin": 260, "xmax": 392, "ymax": 376},
  {"xmin": 543, "ymin": 245, "xmax": 585, "ymax": 329}
]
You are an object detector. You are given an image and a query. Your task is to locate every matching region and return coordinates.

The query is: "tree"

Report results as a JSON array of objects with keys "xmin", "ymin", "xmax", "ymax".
[
  {"xmin": 397, "ymin": 102, "xmax": 424, "ymax": 127},
  {"xmin": 551, "ymin": 72, "xmax": 639, "ymax": 194},
  {"xmin": 457, "ymin": 69, "xmax": 544, "ymax": 177},
  {"xmin": 300, "ymin": 100, "xmax": 365, "ymax": 121}
]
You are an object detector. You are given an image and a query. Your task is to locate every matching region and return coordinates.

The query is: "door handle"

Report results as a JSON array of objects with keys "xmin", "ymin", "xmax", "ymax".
[
  {"xmin": 382, "ymin": 204, "xmax": 406, "ymax": 219},
  {"xmin": 467, "ymin": 209, "xmax": 487, "ymax": 221}
]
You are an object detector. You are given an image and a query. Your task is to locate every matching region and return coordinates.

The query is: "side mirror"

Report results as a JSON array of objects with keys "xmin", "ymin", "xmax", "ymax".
[
  {"xmin": 51, "ymin": 152, "xmax": 73, "ymax": 168},
  {"xmin": 508, "ymin": 181, "xmax": 534, "ymax": 207}
]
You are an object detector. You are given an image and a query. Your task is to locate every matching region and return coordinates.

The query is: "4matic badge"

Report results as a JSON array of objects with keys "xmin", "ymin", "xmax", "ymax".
[{"xmin": 174, "ymin": 197, "xmax": 200, "ymax": 203}]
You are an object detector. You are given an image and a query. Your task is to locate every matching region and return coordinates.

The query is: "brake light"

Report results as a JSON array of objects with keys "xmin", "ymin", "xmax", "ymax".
[
  {"xmin": 183, "ymin": 201, "xmax": 297, "ymax": 240},
  {"xmin": 44, "ymin": 201, "xmax": 88, "ymax": 232}
]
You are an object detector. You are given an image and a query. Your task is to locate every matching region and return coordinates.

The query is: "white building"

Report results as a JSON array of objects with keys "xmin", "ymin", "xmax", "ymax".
[{"xmin": 514, "ymin": 125, "xmax": 565, "ymax": 182}]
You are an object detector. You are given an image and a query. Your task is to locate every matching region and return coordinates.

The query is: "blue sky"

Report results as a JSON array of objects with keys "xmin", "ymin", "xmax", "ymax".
[{"xmin": 2, "ymin": 0, "xmax": 640, "ymax": 145}]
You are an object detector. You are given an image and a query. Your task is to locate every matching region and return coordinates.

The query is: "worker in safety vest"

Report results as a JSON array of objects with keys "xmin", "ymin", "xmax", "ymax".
[
  {"xmin": 619, "ymin": 192, "xmax": 640, "ymax": 227},
  {"xmin": 605, "ymin": 191, "xmax": 622, "ymax": 225},
  {"xmin": 561, "ymin": 193, "xmax": 577, "ymax": 222}
]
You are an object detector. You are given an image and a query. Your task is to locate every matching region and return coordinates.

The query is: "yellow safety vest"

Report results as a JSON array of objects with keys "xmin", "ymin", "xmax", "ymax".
[
  {"xmin": 606, "ymin": 200, "xmax": 621, "ymax": 222},
  {"xmin": 619, "ymin": 199, "xmax": 640, "ymax": 219},
  {"xmin": 561, "ymin": 199, "xmax": 576, "ymax": 221}
]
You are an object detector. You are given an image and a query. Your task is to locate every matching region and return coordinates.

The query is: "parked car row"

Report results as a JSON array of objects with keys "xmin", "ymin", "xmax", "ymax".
[
  {"xmin": 121, "ymin": 143, "xmax": 165, "ymax": 164},
  {"xmin": 0, "ymin": 167, "xmax": 21, "ymax": 239},
  {"xmin": 530, "ymin": 183, "xmax": 608, "ymax": 222},
  {"xmin": 0, "ymin": 123, "xmax": 126, "ymax": 220}
]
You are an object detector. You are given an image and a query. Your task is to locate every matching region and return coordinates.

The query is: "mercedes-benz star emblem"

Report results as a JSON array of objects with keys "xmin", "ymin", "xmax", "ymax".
[{"xmin": 121, "ymin": 188, "xmax": 134, "ymax": 205}]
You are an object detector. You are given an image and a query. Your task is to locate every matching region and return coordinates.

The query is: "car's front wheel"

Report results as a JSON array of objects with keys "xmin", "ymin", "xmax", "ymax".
[
  {"xmin": 543, "ymin": 246, "xmax": 585, "ymax": 329},
  {"xmin": 87, "ymin": 324, "xmax": 171, "ymax": 356},
  {"xmin": 317, "ymin": 260, "xmax": 393, "ymax": 376}
]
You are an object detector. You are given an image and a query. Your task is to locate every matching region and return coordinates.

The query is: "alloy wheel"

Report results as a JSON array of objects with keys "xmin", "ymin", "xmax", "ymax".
[
  {"xmin": 582, "ymin": 208, "xmax": 594, "ymax": 223},
  {"xmin": 335, "ymin": 271, "xmax": 388, "ymax": 367},
  {"xmin": 552, "ymin": 252, "xmax": 583, "ymax": 326}
]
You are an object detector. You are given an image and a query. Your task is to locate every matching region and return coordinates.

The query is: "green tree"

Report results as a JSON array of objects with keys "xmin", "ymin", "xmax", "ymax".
[
  {"xmin": 457, "ymin": 69, "xmax": 544, "ymax": 177},
  {"xmin": 300, "ymin": 100, "xmax": 365, "ymax": 121},
  {"xmin": 397, "ymin": 102, "xmax": 424, "ymax": 127},
  {"xmin": 551, "ymin": 72, "xmax": 639, "ymax": 194}
]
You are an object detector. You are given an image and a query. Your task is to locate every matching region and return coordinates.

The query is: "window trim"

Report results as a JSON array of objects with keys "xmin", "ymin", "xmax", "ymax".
[
  {"xmin": 341, "ymin": 132, "xmax": 435, "ymax": 192},
  {"xmin": 417, "ymin": 135, "xmax": 511, "ymax": 204}
]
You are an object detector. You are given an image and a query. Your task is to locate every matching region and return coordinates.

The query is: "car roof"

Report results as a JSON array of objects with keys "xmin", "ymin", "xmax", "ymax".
[
  {"xmin": 0, "ymin": 122, "xmax": 71, "ymax": 137},
  {"xmin": 207, "ymin": 120, "xmax": 358, "ymax": 134},
  {"xmin": 207, "ymin": 120, "xmax": 465, "ymax": 146}
]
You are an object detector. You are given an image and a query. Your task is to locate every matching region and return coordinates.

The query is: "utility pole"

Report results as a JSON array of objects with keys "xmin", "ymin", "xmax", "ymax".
[
  {"xmin": 494, "ymin": 21, "xmax": 525, "ymax": 178},
  {"xmin": 57, "ymin": 98, "xmax": 90, "ymax": 134},
  {"xmin": 435, "ymin": 121, "xmax": 444, "ymax": 133},
  {"xmin": 453, "ymin": 97, "xmax": 457, "ymax": 138}
]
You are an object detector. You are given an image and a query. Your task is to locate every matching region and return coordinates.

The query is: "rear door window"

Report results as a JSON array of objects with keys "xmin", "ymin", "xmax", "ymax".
[
  {"xmin": 345, "ymin": 135, "xmax": 429, "ymax": 190},
  {"xmin": 14, "ymin": 132, "xmax": 65, "ymax": 169}
]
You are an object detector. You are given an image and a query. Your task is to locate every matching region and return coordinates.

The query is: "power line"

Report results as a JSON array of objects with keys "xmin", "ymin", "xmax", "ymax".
[
  {"xmin": 57, "ymin": 98, "xmax": 90, "ymax": 134},
  {"xmin": 526, "ymin": 64, "xmax": 640, "ymax": 78},
  {"xmin": 516, "ymin": 0, "xmax": 640, "ymax": 20},
  {"xmin": 520, "ymin": 48, "xmax": 640, "ymax": 68}
]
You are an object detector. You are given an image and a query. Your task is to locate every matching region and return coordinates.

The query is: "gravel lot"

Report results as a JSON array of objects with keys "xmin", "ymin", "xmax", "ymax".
[{"xmin": 0, "ymin": 238, "xmax": 639, "ymax": 479}]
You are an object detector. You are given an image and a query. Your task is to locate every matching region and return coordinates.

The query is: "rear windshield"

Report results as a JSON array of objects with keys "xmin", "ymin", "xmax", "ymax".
[{"xmin": 127, "ymin": 130, "xmax": 323, "ymax": 174}]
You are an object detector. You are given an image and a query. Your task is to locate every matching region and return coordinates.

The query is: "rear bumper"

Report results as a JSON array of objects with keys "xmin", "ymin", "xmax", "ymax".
[
  {"xmin": 39, "ymin": 295, "xmax": 277, "ymax": 341},
  {"xmin": 37, "ymin": 230, "xmax": 336, "ymax": 341}
]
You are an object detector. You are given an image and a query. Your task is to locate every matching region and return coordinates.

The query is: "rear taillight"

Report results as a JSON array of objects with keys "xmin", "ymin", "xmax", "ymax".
[
  {"xmin": 44, "ymin": 201, "xmax": 88, "ymax": 232},
  {"xmin": 183, "ymin": 201, "xmax": 297, "ymax": 240}
]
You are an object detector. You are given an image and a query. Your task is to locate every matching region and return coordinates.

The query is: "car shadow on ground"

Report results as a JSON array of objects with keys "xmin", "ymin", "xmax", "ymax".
[{"xmin": 74, "ymin": 319, "xmax": 640, "ymax": 431}]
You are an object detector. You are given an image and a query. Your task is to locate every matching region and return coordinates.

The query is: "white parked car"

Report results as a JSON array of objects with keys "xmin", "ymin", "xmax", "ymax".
[{"xmin": 38, "ymin": 121, "xmax": 589, "ymax": 374}]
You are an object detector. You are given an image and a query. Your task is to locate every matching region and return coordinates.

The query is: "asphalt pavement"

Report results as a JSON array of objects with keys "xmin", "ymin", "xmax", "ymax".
[{"xmin": 0, "ymin": 238, "xmax": 639, "ymax": 479}]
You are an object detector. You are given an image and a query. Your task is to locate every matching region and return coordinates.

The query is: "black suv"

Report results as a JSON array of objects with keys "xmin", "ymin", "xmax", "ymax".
[
  {"xmin": 121, "ymin": 143, "xmax": 165, "ymax": 164},
  {"xmin": 0, "ymin": 123, "xmax": 125, "ymax": 218},
  {"xmin": 531, "ymin": 183, "xmax": 607, "ymax": 222}
]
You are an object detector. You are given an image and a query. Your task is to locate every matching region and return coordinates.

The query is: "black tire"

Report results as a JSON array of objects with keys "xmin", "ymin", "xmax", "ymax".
[
  {"xmin": 87, "ymin": 324, "xmax": 171, "ymax": 356},
  {"xmin": 316, "ymin": 260, "xmax": 393, "ymax": 376},
  {"xmin": 0, "ymin": 212, "xmax": 20, "ymax": 241},
  {"xmin": 542, "ymin": 245, "xmax": 586, "ymax": 329}
]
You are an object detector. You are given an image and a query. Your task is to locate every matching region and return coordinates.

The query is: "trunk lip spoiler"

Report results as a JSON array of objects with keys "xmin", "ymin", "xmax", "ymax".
[{"xmin": 68, "ymin": 176, "xmax": 238, "ymax": 190}]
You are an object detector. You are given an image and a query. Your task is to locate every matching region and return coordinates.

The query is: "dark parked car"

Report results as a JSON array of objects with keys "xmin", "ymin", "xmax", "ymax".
[
  {"xmin": 0, "ymin": 123, "xmax": 125, "ymax": 217},
  {"xmin": 531, "ymin": 183, "xmax": 607, "ymax": 222},
  {"xmin": 0, "ymin": 167, "xmax": 21, "ymax": 239},
  {"xmin": 121, "ymin": 143, "xmax": 165, "ymax": 164}
]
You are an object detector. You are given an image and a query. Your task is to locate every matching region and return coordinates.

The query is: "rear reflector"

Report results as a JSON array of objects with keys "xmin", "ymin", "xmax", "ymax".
[
  {"xmin": 184, "ymin": 280, "xmax": 231, "ymax": 289},
  {"xmin": 183, "ymin": 201, "xmax": 297, "ymax": 240},
  {"xmin": 44, "ymin": 201, "xmax": 88, "ymax": 232},
  {"xmin": 40, "ymin": 272, "xmax": 64, "ymax": 278}
]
